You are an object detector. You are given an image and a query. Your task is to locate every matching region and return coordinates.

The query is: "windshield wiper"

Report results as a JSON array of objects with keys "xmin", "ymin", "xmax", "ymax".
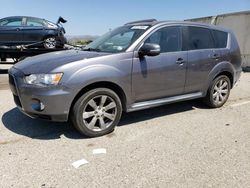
[{"xmin": 82, "ymin": 47, "xmax": 101, "ymax": 52}]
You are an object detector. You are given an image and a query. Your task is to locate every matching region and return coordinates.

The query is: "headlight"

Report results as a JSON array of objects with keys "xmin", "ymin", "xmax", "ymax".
[{"xmin": 24, "ymin": 73, "xmax": 63, "ymax": 86}]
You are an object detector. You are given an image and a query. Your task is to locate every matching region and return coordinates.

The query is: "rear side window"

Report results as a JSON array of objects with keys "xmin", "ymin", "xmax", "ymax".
[
  {"xmin": 0, "ymin": 20, "xmax": 8, "ymax": 26},
  {"xmin": 187, "ymin": 26, "xmax": 215, "ymax": 50},
  {"xmin": 213, "ymin": 30, "xmax": 228, "ymax": 48},
  {"xmin": 0, "ymin": 18, "xmax": 22, "ymax": 26}
]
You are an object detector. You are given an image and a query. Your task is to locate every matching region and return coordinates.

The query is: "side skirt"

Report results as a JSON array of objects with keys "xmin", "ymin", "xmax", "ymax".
[{"xmin": 127, "ymin": 92, "xmax": 203, "ymax": 112}]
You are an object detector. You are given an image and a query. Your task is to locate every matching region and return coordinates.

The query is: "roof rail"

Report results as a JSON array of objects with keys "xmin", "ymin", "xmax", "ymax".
[{"xmin": 125, "ymin": 19, "xmax": 157, "ymax": 25}]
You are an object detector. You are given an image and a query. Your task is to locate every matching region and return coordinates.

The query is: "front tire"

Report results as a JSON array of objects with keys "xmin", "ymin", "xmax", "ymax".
[
  {"xmin": 71, "ymin": 88, "xmax": 122, "ymax": 137},
  {"xmin": 44, "ymin": 36, "xmax": 57, "ymax": 49},
  {"xmin": 203, "ymin": 75, "xmax": 231, "ymax": 108}
]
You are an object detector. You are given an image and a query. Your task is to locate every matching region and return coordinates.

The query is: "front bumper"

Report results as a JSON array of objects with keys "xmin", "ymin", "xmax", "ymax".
[
  {"xmin": 8, "ymin": 67, "xmax": 72, "ymax": 122},
  {"xmin": 56, "ymin": 35, "xmax": 67, "ymax": 47}
]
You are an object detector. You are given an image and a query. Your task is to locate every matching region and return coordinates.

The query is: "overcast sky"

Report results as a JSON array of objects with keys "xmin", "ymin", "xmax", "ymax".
[{"xmin": 1, "ymin": 0, "xmax": 250, "ymax": 35}]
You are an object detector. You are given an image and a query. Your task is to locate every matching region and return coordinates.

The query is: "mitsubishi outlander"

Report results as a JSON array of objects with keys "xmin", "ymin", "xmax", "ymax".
[{"xmin": 9, "ymin": 19, "xmax": 242, "ymax": 137}]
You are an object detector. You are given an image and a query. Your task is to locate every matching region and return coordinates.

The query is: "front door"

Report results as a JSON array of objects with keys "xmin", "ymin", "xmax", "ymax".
[
  {"xmin": 22, "ymin": 17, "xmax": 46, "ymax": 44},
  {"xmin": 132, "ymin": 26, "xmax": 187, "ymax": 102}
]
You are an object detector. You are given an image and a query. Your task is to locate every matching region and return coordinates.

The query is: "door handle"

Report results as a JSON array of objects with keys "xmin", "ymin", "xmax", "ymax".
[
  {"xmin": 211, "ymin": 54, "xmax": 221, "ymax": 59},
  {"xmin": 176, "ymin": 58, "xmax": 185, "ymax": 65}
]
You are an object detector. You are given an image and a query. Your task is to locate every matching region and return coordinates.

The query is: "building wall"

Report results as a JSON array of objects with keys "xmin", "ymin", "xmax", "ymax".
[{"xmin": 187, "ymin": 11, "xmax": 250, "ymax": 69}]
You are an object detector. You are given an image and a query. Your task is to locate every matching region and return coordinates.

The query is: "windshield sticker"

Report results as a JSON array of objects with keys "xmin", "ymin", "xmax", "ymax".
[
  {"xmin": 117, "ymin": 46, "xmax": 123, "ymax": 51},
  {"xmin": 131, "ymin": 26, "xmax": 149, "ymax": 30}
]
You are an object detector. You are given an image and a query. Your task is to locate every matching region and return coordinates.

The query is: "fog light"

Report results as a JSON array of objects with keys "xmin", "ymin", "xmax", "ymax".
[
  {"xmin": 40, "ymin": 102, "xmax": 45, "ymax": 111},
  {"xmin": 31, "ymin": 99, "xmax": 45, "ymax": 112}
]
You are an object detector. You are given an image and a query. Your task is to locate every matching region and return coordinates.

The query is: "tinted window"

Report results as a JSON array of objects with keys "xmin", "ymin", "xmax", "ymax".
[
  {"xmin": 145, "ymin": 26, "xmax": 181, "ymax": 53},
  {"xmin": 187, "ymin": 27, "xmax": 215, "ymax": 50},
  {"xmin": 0, "ymin": 20, "xmax": 8, "ymax": 26},
  {"xmin": 0, "ymin": 18, "xmax": 22, "ymax": 26},
  {"xmin": 26, "ymin": 18, "xmax": 44, "ymax": 27},
  {"xmin": 213, "ymin": 30, "xmax": 228, "ymax": 48}
]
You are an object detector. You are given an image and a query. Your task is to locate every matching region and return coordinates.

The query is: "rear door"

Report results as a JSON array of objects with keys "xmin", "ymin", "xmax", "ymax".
[
  {"xmin": 211, "ymin": 29, "xmax": 230, "ymax": 62},
  {"xmin": 22, "ymin": 17, "xmax": 46, "ymax": 43},
  {"xmin": 0, "ymin": 17, "xmax": 24, "ymax": 45},
  {"xmin": 132, "ymin": 26, "xmax": 187, "ymax": 102},
  {"xmin": 183, "ymin": 26, "xmax": 217, "ymax": 93}
]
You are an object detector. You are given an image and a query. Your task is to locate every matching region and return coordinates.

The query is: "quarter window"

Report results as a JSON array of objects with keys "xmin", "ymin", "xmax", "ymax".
[
  {"xmin": 213, "ymin": 30, "xmax": 228, "ymax": 48},
  {"xmin": 187, "ymin": 27, "xmax": 215, "ymax": 50},
  {"xmin": 145, "ymin": 26, "xmax": 182, "ymax": 53}
]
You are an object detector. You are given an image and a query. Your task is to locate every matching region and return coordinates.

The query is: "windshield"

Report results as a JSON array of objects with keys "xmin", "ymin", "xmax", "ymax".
[{"xmin": 83, "ymin": 25, "xmax": 150, "ymax": 53}]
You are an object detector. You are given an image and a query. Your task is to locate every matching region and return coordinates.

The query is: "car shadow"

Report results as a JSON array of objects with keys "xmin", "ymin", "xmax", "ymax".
[
  {"xmin": 1, "ymin": 108, "xmax": 84, "ymax": 140},
  {"xmin": 119, "ymin": 99, "xmax": 208, "ymax": 126},
  {"xmin": 1, "ymin": 100, "xmax": 209, "ymax": 140}
]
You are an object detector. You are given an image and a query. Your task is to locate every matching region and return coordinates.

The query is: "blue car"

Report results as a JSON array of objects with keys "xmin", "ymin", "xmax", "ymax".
[{"xmin": 0, "ymin": 16, "xmax": 67, "ymax": 49}]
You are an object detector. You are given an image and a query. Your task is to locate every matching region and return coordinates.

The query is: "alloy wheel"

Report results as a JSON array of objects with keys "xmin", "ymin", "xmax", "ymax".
[
  {"xmin": 44, "ymin": 37, "xmax": 56, "ymax": 49},
  {"xmin": 82, "ymin": 95, "xmax": 117, "ymax": 132},
  {"xmin": 212, "ymin": 78, "xmax": 229, "ymax": 105}
]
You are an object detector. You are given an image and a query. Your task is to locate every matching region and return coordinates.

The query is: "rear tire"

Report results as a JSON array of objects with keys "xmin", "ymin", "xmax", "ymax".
[
  {"xmin": 71, "ymin": 88, "xmax": 122, "ymax": 137},
  {"xmin": 203, "ymin": 75, "xmax": 231, "ymax": 108}
]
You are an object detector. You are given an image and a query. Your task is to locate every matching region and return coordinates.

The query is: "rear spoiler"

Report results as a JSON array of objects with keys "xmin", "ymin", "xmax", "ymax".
[{"xmin": 57, "ymin": 16, "xmax": 67, "ymax": 24}]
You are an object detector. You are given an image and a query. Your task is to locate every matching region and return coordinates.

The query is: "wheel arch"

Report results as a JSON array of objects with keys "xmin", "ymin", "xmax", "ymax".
[
  {"xmin": 204, "ymin": 61, "xmax": 235, "ymax": 94},
  {"xmin": 69, "ymin": 81, "xmax": 127, "ymax": 118},
  {"xmin": 43, "ymin": 34, "xmax": 56, "ymax": 40}
]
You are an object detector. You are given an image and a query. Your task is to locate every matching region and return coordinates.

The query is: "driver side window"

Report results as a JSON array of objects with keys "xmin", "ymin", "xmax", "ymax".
[
  {"xmin": 26, "ymin": 18, "xmax": 44, "ymax": 27},
  {"xmin": 145, "ymin": 26, "xmax": 182, "ymax": 53}
]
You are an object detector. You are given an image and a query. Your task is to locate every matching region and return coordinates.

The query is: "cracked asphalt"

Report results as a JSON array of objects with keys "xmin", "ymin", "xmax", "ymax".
[{"xmin": 0, "ymin": 64, "xmax": 250, "ymax": 188}]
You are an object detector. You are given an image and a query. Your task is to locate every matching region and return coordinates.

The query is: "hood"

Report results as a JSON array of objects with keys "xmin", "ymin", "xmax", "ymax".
[{"xmin": 14, "ymin": 50, "xmax": 110, "ymax": 74}]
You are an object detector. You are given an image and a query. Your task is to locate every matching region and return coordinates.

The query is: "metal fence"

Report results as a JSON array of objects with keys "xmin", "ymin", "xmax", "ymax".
[{"xmin": 186, "ymin": 11, "xmax": 250, "ymax": 71}]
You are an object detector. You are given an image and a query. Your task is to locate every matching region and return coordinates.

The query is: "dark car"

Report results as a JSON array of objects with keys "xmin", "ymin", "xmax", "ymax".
[
  {"xmin": 9, "ymin": 19, "xmax": 242, "ymax": 137},
  {"xmin": 0, "ymin": 16, "xmax": 67, "ymax": 49}
]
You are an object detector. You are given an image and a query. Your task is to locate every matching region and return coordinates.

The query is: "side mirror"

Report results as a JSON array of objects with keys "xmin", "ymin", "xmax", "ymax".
[{"xmin": 138, "ymin": 43, "xmax": 160, "ymax": 57}]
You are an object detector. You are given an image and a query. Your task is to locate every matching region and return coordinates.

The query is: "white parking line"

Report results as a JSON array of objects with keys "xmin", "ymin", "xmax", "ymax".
[{"xmin": 230, "ymin": 101, "xmax": 250, "ymax": 107}]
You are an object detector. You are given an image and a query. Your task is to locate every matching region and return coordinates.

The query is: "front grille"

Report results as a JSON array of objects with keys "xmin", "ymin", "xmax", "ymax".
[
  {"xmin": 13, "ymin": 95, "xmax": 22, "ymax": 108},
  {"xmin": 9, "ymin": 74, "xmax": 18, "ymax": 95},
  {"xmin": 9, "ymin": 73, "xmax": 22, "ymax": 108}
]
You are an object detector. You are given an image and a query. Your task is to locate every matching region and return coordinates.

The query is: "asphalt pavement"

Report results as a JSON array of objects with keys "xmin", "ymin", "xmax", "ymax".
[{"xmin": 0, "ymin": 64, "xmax": 250, "ymax": 188}]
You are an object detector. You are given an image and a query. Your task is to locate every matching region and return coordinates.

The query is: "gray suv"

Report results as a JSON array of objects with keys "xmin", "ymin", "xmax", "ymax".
[{"xmin": 9, "ymin": 19, "xmax": 242, "ymax": 137}]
